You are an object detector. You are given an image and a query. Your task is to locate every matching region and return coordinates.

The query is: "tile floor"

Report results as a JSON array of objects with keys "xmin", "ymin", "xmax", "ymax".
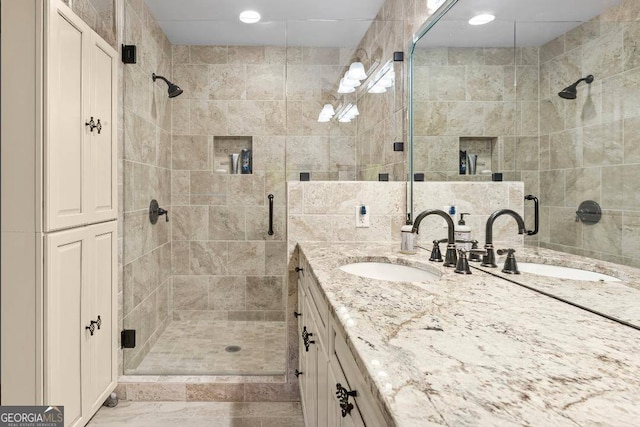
[
  {"xmin": 127, "ymin": 320, "xmax": 286, "ymax": 376},
  {"xmin": 88, "ymin": 401, "xmax": 304, "ymax": 426}
]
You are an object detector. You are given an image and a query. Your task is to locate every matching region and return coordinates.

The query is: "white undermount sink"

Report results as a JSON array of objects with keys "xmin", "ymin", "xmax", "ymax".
[
  {"xmin": 517, "ymin": 262, "xmax": 621, "ymax": 282},
  {"xmin": 339, "ymin": 262, "xmax": 440, "ymax": 282}
]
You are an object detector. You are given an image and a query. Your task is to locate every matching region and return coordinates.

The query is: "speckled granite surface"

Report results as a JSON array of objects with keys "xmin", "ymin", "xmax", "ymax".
[
  {"xmin": 476, "ymin": 247, "xmax": 640, "ymax": 328},
  {"xmin": 298, "ymin": 243, "xmax": 640, "ymax": 426}
]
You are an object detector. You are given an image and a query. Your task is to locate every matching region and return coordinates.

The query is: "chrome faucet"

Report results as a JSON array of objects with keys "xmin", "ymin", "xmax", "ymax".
[
  {"xmin": 481, "ymin": 209, "xmax": 526, "ymax": 268},
  {"xmin": 412, "ymin": 209, "xmax": 457, "ymax": 267}
]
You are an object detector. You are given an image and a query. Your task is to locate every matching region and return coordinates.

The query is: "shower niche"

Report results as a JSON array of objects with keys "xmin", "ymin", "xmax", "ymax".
[
  {"xmin": 459, "ymin": 137, "xmax": 495, "ymax": 179},
  {"xmin": 213, "ymin": 136, "xmax": 253, "ymax": 174}
]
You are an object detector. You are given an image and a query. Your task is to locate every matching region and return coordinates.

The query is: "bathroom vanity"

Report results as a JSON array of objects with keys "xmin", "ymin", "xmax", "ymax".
[{"xmin": 295, "ymin": 243, "xmax": 640, "ymax": 426}]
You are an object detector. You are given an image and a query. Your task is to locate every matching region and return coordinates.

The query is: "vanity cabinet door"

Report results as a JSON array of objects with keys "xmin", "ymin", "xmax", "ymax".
[
  {"xmin": 45, "ymin": 222, "xmax": 117, "ymax": 427},
  {"xmin": 45, "ymin": 2, "xmax": 90, "ymax": 231},
  {"xmin": 45, "ymin": 0, "xmax": 117, "ymax": 231}
]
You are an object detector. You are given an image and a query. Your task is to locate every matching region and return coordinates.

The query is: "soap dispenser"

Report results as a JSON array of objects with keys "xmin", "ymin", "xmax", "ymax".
[
  {"xmin": 455, "ymin": 213, "xmax": 472, "ymax": 252},
  {"xmin": 400, "ymin": 220, "xmax": 417, "ymax": 254}
]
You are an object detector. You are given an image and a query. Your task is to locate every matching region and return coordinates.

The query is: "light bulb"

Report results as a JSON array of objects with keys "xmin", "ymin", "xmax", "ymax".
[{"xmin": 346, "ymin": 62, "xmax": 367, "ymax": 81}]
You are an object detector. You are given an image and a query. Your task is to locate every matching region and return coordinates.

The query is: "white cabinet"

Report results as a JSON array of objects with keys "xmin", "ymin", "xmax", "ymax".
[
  {"xmin": 45, "ymin": 222, "xmax": 117, "ymax": 427},
  {"xmin": 297, "ymin": 254, "xmax": 388, "ymax": 427},
  {"xmin": 0, "ymin": 1, "xmax": 118, "ymax": 424},
  {"xmin": 46, "ymin": 0, "xmax": 117, "ymax": 231}
]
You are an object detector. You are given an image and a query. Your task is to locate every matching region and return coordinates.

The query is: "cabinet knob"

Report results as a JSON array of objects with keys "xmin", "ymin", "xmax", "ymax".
[
  {"xmin": 293, "ymin": 311, "xmax": 302, "ymax": 318},
  {"xmin": 295, "ymin": 267, "xmax": 304, "ymax": 274},
  {"xmin": 86, "ymin": 322, "xmax": 96, "ymax": 336},
  {"xmin": 85, "ymin": 116, "xmax": 102, "ymax": 134},
  {"xmin": 294, "ymin": 369, "xmax": 303, "ymax": 377},
  {"xmin": 336, "ymin": 383, "xmax": 358, "ymax": 417}
]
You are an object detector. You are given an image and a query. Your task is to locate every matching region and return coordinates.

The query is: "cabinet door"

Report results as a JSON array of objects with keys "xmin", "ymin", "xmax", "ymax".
[
  {"xmin": 85, "ymin": 221, "xmax": 117, "ymax": 414},
  {"xmin": 45, "ymin": 1, "xmax": 90, "ymax": 231},
  {"xmin": 88, "ymin": 34, "xmax": 117, "ymax": 223},
  {"xmin": 45, "ymin": 228, "xmax": 89, "ymax": 427}
]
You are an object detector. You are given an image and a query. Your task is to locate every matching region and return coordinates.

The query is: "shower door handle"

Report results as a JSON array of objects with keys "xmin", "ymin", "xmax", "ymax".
[
  {"xmin": 524, "ymin": 195, "xmax": 539, "ymax": 236},
  {"xmin": 268, "ymin": 194, "xmax": 274, "ymax": 235}
]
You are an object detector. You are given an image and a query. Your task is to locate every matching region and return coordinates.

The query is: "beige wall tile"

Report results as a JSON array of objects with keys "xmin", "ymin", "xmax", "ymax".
[
  {"xmin": 173, "ymin": 276, "xmax": 208, "ymax": 310},
  {"xmin": 209, "ymin": 64, "xmax": 247, "ymax": 100},
  {"xmin": 190, "ymin": 241, "xmax": 228, "ymax": 275},
  {"xmin": 227, "ymin": 242, "xmax": 266, "ymax": 275},
  {"xmin": 246, "ymin": 277, "xmax": 283, "ymax": 310},
  {"xmin": 191, "ymin": 46, "xmax": 228, "ymax": 64},
  {"xmin": 209, "ymin": 206, "xmax": 245, "ymax": 240},
  {"xmin": 209, "ymin": 276, "xmax": 246, "ymax": 310},
  {"xmin": 172, "ymin": 206, "xmax": 209, "ymax": 241},
  {"xmin": 172, "ymin": 135, "xmax": 209, "ymax": 170}
]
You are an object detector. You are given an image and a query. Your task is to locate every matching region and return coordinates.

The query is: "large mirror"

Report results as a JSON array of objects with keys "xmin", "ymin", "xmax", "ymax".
[{"xmin": 408, "ymin": 0, "xmax": 640, "ymax": 328}]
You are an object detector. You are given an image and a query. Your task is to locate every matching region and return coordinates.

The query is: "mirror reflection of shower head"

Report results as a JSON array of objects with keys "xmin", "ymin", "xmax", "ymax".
[
  {"xmin": 152, "ymin": 73, "xmax": 183, "ymax": 98},
  {"xmin": 558, "ymin": 75, "xmax": 594, "ymax": 100}
]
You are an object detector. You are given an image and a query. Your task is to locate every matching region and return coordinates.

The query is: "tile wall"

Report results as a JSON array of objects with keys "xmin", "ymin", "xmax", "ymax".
[
  {"xmin": 287, "ymin": 181, "xmax": 524, "ymax": 255},
  {"xmin": 121, "ymin": 0, "xmax": 173, "ymax": 372},
  {"xmin": 62, "ymin": 0, "xmax": 117, "ymax": 48},
  {"xmin": 169, "ymin": 44, "xmax": 288, "ymax": 323},
  {"xmin": 412, "ymin": 46, "xmax": 540, "ymax": 184},
  {"xmin": 536, "ymin": 0, "xmax": 640, "ymax": 268}
]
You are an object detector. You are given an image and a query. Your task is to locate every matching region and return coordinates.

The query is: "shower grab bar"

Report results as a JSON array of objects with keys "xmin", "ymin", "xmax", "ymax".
[
  {"xmin": 525, "ymin": 195, "xmax": 539, "ymax": 236},
  {"xmin": 268, "ymin": 194, "xmax": 274, "ymax": 235}
]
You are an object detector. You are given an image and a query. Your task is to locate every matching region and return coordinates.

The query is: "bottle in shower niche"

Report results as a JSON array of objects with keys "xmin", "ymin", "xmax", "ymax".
[
  {"xmin": 459, "ymin": 150, "xmax": 467, "ymax": 175},
  {"xmin": 230, "ymin": 153, "xmax": 240, "ymax": 174},
  {"xmin": 240, "ymin": 149, "xmax": 252, "ymax": 174}
]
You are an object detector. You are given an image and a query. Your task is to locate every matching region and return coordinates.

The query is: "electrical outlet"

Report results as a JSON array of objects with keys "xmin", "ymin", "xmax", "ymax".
[{"xmin": 355, "ymin": 205, "xmax": 370, "ymax": 228}]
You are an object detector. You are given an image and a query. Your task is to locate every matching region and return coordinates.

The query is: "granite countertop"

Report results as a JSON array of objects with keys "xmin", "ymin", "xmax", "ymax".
[
  {"xmin": 476, "ymin": 246, "xmax": 640, "ymax": 328},
  {"xmin": 298, "ymin": 243, "xmax": 640, "ymax": 426}
]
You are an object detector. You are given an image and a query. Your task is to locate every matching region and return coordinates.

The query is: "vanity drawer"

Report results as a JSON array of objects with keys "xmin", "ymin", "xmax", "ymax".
[{"xmin": 333, "ymin": 325, "xmax": 388, "ymax": 427}]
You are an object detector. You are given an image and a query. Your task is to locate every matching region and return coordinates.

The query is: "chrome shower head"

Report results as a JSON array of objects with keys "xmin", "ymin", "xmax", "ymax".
[
  {"xmin": 152, "ymin": 73, "xmax": 183, "ymax": 98},
  {"xmin": 558, "ymin": 75, "xmax": 594, "ymax": 100}
]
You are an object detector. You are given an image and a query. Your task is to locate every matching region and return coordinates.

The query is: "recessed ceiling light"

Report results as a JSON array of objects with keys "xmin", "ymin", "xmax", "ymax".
[
  {"xmin": 239, "ymin": 10, "xmax": 261, "ymax": 24},
  {"xmin": 468, "ymin": 14, "xmax": 495, "ymax": 26}
]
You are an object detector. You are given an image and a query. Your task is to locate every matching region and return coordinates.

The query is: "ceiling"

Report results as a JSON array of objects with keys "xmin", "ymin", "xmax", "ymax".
[
  {"xmin": 145, "ymin": 0, "xmax": 623, "ymax": 48},
  {"xmin": 144, "ymin": 0, "xmax": 387, "ymax": 47},
  {"xmin": 419, "ymin": 0, "xmax": 623, "ymax": 47}
]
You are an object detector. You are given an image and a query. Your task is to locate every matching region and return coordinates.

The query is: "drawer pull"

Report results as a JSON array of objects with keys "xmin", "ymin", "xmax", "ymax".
[
  {"xmin": 294, "ymin": 311, "xmax": 302, "ymax": 318},
  {"xmin": 302, "ymin": 326, "xmax": 315, "ymax": 352},
  {"xmin": 86, "ymin": 321, "xmax": 96, "ymax": 336},
  {"xmin": 295, "ymin": 369, "xmax": 303, "ymax": 377},
  {"xmin": 336, "ymin": 383, "xmax": 358, "ymax": 417}
]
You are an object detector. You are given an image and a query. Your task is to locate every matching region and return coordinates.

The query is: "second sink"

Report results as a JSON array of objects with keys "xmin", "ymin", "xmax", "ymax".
[
  {"xmin": 339, "ymin": 262, "xmax": 440, "ymax": 282},
  {"xmin": 518, "ymin": 262, "xmax": 621, "ymax": 282}
]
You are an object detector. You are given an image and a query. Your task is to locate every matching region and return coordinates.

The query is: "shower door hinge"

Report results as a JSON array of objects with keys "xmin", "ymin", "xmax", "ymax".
[
  {"xmin": 121, "ymin": 329, "xmax": 136, "ymax": 348},
  {"xmin": 122, "ymin": 44, "xmax": 137, "ymax": 64}
]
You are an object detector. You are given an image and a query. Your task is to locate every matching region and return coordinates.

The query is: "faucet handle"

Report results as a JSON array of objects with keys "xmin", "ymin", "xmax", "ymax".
[
  {"xmin": 454, "ymin": 249, "xmax": 472, "ymax": 274},
  {"xmin": 468, "ymin": 240, "xmax": 482, "ymax": 262},
  {"xmin": 496, "ymin": 248, "xmax": 519, "ymax": 274},
  {"xmin": 429, "ymin": 240, "xmax": 443, "ymax": 262}
]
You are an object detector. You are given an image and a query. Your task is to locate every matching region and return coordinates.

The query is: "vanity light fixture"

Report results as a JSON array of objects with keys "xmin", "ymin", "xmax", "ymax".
[
  {"xmin": 317, "ymin": 103, "xmax": 336, "ymax": 122},
  {"xmin": 346, "ymin": 62, "xmax": 367, "ymax": 81},
  {"xmin": 239, "ymin": 10, "xmax": 261, "ymax": 24},
  {"xmin": 337, "ymin": 78, "xmax": 356, "ymax": 94},
  {"xmin": 468, "ymin": 13, "xmax": 495, "ymax": 26}
]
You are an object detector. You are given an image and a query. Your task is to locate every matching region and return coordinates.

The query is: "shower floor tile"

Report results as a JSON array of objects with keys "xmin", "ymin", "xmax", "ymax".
[{"xmin": 127, "ymin": 320, "xmax": 286, "ymax": 376}]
